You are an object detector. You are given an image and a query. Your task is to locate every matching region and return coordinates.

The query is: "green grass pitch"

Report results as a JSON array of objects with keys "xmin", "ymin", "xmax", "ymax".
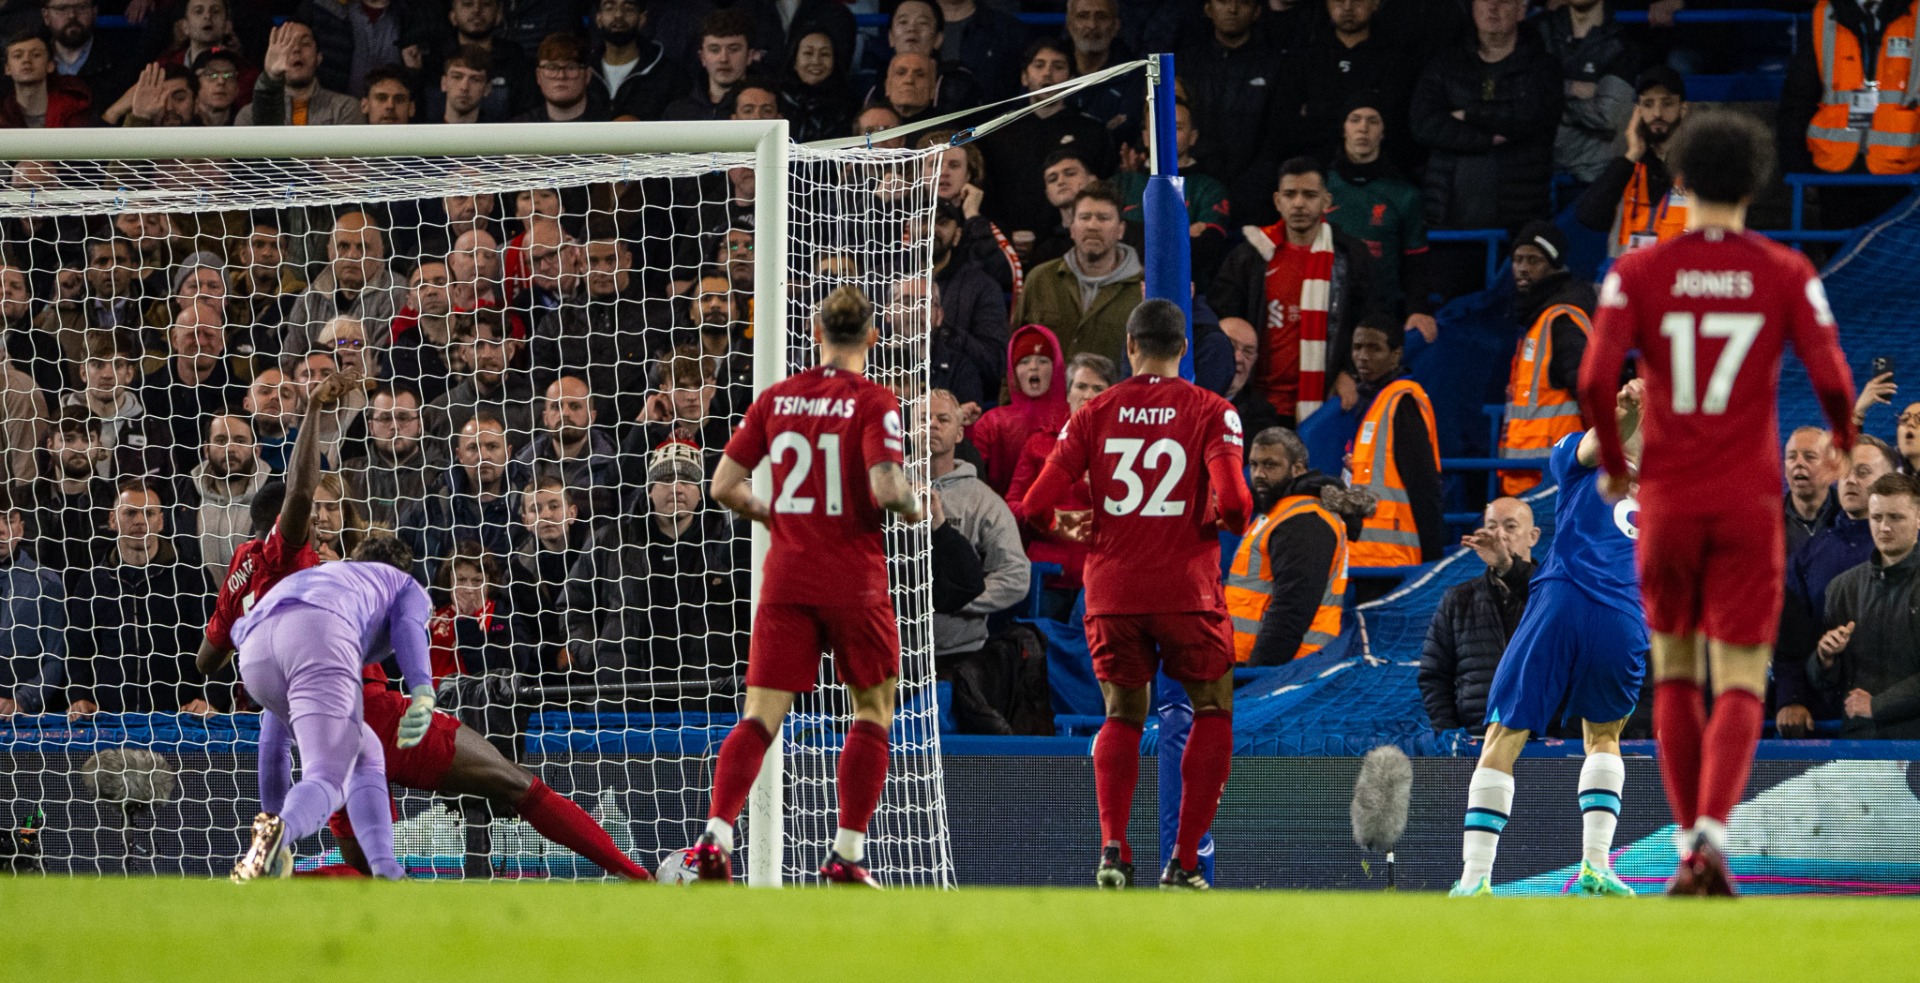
[{"xmin": 7, "ymin": 879, "xmax": 1920, "ymax": 983}]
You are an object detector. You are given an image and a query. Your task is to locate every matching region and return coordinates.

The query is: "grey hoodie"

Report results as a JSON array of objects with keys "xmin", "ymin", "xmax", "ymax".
[
  {"xmin": 1063, "ymin": 242, "xmax": 1144, "ymax": 312},
  {"xmin": 931, "ymin": 460, "xmax": 1030, "ymax": 657},
  {"xmin": 189, "ymin": 461, "xmax": 269, "ymax": 573}
]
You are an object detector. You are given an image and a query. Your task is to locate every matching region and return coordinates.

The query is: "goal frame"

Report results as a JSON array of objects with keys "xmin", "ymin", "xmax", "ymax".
[{"xmin": 0, "ymin": 119, "xmax": 795, "ymax": 886}]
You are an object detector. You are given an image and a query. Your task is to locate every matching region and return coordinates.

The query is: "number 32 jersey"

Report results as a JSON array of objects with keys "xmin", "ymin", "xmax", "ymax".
[
  {"xmin": 1047, "ymin": 374, "xmax": 1246, "ymax": 616},
  {"xmin": 1583, "ymin": 228, "xmax": 1856, "ymax": 506},
  {"xmin": 724, "ymin": 365, "xmax": 905, "ymax": 608}
]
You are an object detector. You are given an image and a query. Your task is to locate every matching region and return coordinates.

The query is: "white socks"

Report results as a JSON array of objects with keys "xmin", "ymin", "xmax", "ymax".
[
  {"xmin": 704, "ymin": 817, "xmax": 736, "ymax": 853},
  {"xmin": 833, "ymin": 827, "xmax": 866, "ymax": 864},
  {"xmin": 1579, "ymin": 752, "xmax": 1626, "ymax": 870},
  {"xmin": 1693, "ymin": 816, "xmax": 1728, "ymax": 853},
  {"xmin": 1460, "ymin": 767, "xmax": 1515, "ymax": 885}
]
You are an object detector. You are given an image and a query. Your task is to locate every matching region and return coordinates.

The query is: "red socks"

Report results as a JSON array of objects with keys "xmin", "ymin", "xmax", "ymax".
[
  {"xmin": 1177, "ymin": 709, "xmax": 1233, "ymax": 871},
  {"xmin": 1653, "ymin": 680, "xmax": 1706, "ymax": 829},
  {"xmin": 1698, "ymin": 688, "xmax": 1764, "ymax": 825},
  {"xmin": 516, "ymin": 777, "xmax": 653, "ymax": 880},
  {"xmin": 837, "ymin": 720, "xmax": 891, "ymax": 837},
  {"xmin": 1093, "ymin": 717, "xmax": 1144, "ymax": 863},
  {"xmin": 708, "ymin": 718, "xmax": 775, "ymax": 828}
]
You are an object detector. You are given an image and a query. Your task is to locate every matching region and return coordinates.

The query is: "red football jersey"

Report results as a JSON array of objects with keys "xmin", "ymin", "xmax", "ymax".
[
  {"xmin": 723, "ymin": 365, "xmax": 905, "ymax": 608},
  {"xmin": 203, "ymin": 521, "xmax": 321, "ymax": 653},
  {"xmin": 1581, "ymin": 228, "xmax": 1856, "ymax": 506},
  {"xmin": 1045, "ymin": 374, "xmax": 1246, "ymax": 615}
]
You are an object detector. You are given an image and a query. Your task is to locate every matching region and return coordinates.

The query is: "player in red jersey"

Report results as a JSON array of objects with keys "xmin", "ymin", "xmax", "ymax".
[
  {"xmin": 1578, "ymin": 110, "xmax": 1857, "ymax": 896},
  {"xmin": 1021, "ymin": 299, "xmax": 1253, "ymax": 889},
  {"xmin": 198, "ymin": 368, "xmax": 650, "ymax": 881},
  {"xmin": 688, "ymin": 285, "xmax": 924, "ymax": 887}
]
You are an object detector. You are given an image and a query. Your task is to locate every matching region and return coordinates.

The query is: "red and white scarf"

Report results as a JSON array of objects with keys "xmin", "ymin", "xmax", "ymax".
[{"xmin": 1251, "ymin": 220, "xmax": 1336, "ymax": 417}]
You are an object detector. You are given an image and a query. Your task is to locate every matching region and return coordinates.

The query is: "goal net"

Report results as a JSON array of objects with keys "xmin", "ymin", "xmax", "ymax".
[{"xmin": 0, "ymin": 122, "xmax": 952, "ymax": 887}]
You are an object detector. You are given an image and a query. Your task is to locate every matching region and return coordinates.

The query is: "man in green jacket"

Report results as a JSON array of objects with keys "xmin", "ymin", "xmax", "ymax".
[
  {"xmin": 1011, "ymin": 181, "xmax": 1143, "ymax": 361},
  {"xmin": 1326, "ymin": 92, "xmax": 1434, "ymax": 342}
]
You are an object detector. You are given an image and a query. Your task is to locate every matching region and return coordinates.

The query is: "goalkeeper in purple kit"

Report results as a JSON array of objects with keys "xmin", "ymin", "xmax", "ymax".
[{"xmin": 228, "ymin": 533, "xmax": 437, "ymax": 882}]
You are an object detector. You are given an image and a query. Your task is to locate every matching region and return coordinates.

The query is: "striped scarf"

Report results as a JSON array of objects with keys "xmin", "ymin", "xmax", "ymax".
[{"xmin": 1253, "ymin": 220, "xmax": 1336, "ymax": 418}]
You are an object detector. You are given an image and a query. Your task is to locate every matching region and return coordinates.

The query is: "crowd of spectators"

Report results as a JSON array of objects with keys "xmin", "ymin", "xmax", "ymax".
[{"xmin": 0, "ymin": 0, "xmax": 1908, "ymax": 744}]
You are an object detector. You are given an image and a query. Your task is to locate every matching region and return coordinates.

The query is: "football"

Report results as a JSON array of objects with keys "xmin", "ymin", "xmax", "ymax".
[{"xmin": 656, "ymin": 848, "xmax": 700, "ymax": 885}]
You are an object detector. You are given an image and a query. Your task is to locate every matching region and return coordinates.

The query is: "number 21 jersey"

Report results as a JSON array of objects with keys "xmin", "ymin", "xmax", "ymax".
[
  {"xmin": 1047, "ymin": 374, "xmax": 1246, "ymax": 616},
  {"xmin": 723, "ymin": 365, "xmax": 906, "ymax": 608}
]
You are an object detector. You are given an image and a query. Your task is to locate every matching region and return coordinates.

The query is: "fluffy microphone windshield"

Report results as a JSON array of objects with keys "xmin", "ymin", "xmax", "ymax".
[{"xmin": 1350, "ymin": 744, "xmax": 1412, "ymax": 854}]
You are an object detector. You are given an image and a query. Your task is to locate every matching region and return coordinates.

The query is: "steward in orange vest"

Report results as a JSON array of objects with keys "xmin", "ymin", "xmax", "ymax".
[
  {"xmin": 1344, "ymin": 320, "xmax": 1443, "ymax": 570},
  {"xmin": 1575, "ymin": 67, "xmax": 1693, "ymax": 255},
  {"xmin": 1499, "ymin": 223, "xmax": 1593, "ymax": 496},
  {"xmin": 1802, "ymin": 0, "xmax": 1920, "ymax": 175},
  {"xmin": 1226, "ymin": 429, "xmax": 1372, "ymax": 665}
]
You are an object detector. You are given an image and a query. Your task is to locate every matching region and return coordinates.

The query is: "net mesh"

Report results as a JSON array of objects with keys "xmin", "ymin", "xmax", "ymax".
[{"xmin": 0, "ymin": 140, "xmax": 952, "ymax": 886}]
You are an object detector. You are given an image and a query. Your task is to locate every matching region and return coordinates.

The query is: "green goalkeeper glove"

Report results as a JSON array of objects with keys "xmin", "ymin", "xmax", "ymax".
[{"xmin": 396, "ymin": 685, "xmax": 435, "ymax": 748}]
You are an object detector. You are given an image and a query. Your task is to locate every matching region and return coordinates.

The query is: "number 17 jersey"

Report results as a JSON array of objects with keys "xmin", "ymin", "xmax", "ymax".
[
  {"xmin": 1047, "ymin": 374, "xmax": 1246, "ymax": 616},
  {"xmin": 1585, "ymin": 228, "xmax": 1856, "ymax": 506},
  {"xmin": 723, "ymin": 365, "xmax": 906, "ymax": 609}
]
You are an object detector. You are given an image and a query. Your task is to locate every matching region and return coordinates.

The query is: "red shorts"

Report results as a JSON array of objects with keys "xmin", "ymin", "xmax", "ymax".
[
  {"xmin": 746, "ymin": 602, "xmax": 900, "ymax": 693},
  {"xmin": 1085, "ymin": 609, "xmax": 1235, "ymax": 689},
  {"xmin": 1637, "ymin": 496, "xmax": 1784, "ymax": 647},
  {"xmin": 327, "ymin": 687, "xmax": 461, "ymax": 841}
]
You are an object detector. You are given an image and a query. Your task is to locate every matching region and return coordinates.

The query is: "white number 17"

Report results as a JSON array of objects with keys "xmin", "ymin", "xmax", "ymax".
[{"xmin": 1660, "ymin": 312, "xmax": 1763, "ymax": 415}]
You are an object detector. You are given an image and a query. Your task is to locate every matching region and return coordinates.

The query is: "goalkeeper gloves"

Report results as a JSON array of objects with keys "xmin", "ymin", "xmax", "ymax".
[{"xmin": 396, "ymin": 685, "xmax": 435, "ymax": 749}]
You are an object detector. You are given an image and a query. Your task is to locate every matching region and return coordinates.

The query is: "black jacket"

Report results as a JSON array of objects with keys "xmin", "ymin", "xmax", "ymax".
[
  {"xmin": 589, "ymin": 38, "xmax": 689, "ymax": 122},
  {"xmin": 1576, "ymin": 152, "xmax": 1672, "ymax": 236},
  {"xmin": 1207, "ymin": 223, "xmax": 1376, "ymax": 399},
  {"xmin": 1419, "ymin": 557, "xmax": 1536, "ymax": 733},
  {"xmin": 934, "ymin": 258, "xmax": 1011, "ymax": 399},
  {"xmin": 65, "ymin": 539, "xmax": 212, "ymax": 713},
  {"xmin": 1512, "ymin": 270, "xmax": 1596, "ymax": 393},
  {"xmin": 978, "ymin": 108, "xmax": 1117, "ymax": 239},
  {"xmin": 1410, "ymin": 35, "xmax": 1564, "ymax": 229},
  {"xmin": 1268, "ymin": 27, "xmax": 1422, "ymax": 170},
  {"xmin": 1810, "ymin": 547, "xmax": 1920, "ymax": 739},
  {"xmin": 1247, "ymin": 470, "xmax": 1348, "ymax": 667},
  {"xmin": 1178, "ymin": 33, "xmax": 1287, "ymax": 228},
  {"xmin": 561, "ymin": 510, "xmax": 749, "ymax": 704}
]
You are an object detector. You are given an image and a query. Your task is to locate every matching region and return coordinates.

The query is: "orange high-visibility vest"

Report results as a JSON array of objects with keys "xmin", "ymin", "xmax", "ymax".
[
  {"xmin": 1499, "ymin": 303, "xmax": 1591, "ymax": 496},
  {"xmin": 1615, "ymin": 163, "xmax": 1690, "ymax": 252},
  {"xmin": 1348, "ymin": 379, "xmax": 1439, "ymax": 568},
  {"xmin": 1226, "ymin": 494, "xmax": 1349, "ymax": 663},
  {"xmin": 1808, "ymin": 0, "xmax": 1920, "ymax": 175}
]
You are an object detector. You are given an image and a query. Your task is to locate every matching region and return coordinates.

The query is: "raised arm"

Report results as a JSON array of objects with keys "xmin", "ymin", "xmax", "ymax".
[
  {"xmin": 1578, "ymin": 378, "xmax": 1646, "ymax": 468},
  {"xmin": 280, "ymin": 366, "xmax": 364, "ymax": 551}
]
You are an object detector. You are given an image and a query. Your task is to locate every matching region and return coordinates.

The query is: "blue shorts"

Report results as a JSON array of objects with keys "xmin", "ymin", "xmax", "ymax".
[{"xmin": 1484, "ymin": 581, "xmax": 1648, "ymax": 735}]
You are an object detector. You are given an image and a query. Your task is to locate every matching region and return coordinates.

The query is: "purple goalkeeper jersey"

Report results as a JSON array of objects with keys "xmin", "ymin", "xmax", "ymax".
[{"xmin": 233, "ymin": 560, "xmax": 434, "ymax": 694}]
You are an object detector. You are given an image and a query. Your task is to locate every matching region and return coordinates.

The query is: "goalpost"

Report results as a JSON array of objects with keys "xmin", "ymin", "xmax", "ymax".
[{"xmin": 0, "ymin": 120, "xmax": 951, "ymax": 886}]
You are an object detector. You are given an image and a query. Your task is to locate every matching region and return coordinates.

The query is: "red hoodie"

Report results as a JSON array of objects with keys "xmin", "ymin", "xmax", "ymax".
[{"xmin": 965, "ymin": 323, "xmax": 1067, "ymax": 496}]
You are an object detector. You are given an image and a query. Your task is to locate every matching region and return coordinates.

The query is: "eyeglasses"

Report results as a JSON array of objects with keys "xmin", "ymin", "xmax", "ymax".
[
  {"xmin": 538, "ymin": 62, "xmax": 587, "ymax": 76},
  {"xmin": 1900, "ymin": 412, "xmax": 1920, "ymax": 427},
  {"xmin": 331, "ymin": 337, "xmax": 365, "ymax": 350},
  {"xmin": 726, "ymin": 240, "xmax": 755, "ymax": 254},
  {"xmin": 198, "ymin": 70, "xmax": 238, "ymax": 81}
]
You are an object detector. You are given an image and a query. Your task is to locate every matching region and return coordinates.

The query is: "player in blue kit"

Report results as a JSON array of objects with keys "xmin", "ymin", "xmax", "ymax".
[{"xmin": 1452, "ymin": 379, "xmax": 1648, "ymax": 898}]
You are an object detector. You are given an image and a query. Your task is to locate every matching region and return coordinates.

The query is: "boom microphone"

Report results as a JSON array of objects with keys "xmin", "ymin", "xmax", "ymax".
[{"xmin": 1350, "ymin": 745, "xmax": 1413, "ymax": 888}]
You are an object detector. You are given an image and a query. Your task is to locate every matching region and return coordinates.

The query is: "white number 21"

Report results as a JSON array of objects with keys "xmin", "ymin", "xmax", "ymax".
[
  {"xmin": 1660, "ymin": 312, "xmax": 1763, "ymax": 415},
  {"xmin": 771, "ymin": 432, "xmax": 843, "ymax": 515}
]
